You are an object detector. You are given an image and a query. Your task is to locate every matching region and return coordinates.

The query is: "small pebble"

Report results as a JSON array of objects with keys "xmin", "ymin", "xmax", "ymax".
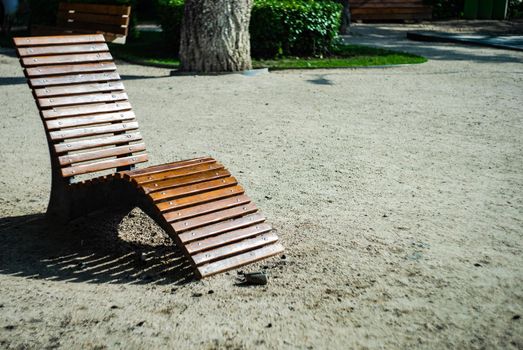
[
  {"xmin": 110, "ymin": 305, "xmax": 119, "ymax": 309},
  {"xmin": 136, "ymin": 321, "xmax": 145, "ymax": 327},
  {"xmin": 280, "ymin": 255, "xmax": 286, "ymax": 260},
  {"xmin": 266, "ymin": 323, "xmax": 272, "ymax": 328},
  {"xmin": 208, "ymin": 290, "xmax": 214, "ymax": 295},
  {"xmin": 192, "ymin": 292, "xmax": 203, "ymax": 297},
  {"xmin": 474, "ymin": 263, "xmax": 482, "ymax": 267},
  {"xmin": 4, "ymin": 325, "xmax": 15, "ymax": 330},
  {"xmin": 512, "ymin": 315, "xmax": 520, "ymax": 320}
]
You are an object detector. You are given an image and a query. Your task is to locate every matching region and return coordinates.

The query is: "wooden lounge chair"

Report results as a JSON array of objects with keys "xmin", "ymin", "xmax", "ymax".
[
  {"xmin": 12, "ymin": 34, "xmax": 284, "ymax": 279},
  {"xmin": 31, "ymin": 3, "xmax": 131, "ymax": 44}
]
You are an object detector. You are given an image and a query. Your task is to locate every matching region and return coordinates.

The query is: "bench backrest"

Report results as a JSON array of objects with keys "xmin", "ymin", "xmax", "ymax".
[
  {"xmin": 13, "ymin": 34, "xmax": 148, "ymax": 181},
  {"xmin": 57, "ymin": 3, "xmax": 131, "ymax": 42}
]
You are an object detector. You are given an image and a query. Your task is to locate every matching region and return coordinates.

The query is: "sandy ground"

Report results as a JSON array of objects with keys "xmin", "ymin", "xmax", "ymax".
[{"xmin": 1, "ymin": 24, "xmax": 522, "ymax": 349}]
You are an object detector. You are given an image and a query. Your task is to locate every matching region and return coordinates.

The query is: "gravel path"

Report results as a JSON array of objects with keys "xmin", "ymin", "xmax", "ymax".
[{"xmin": 0, "ymin": 27, "xmax": 522, "ymax": 349}]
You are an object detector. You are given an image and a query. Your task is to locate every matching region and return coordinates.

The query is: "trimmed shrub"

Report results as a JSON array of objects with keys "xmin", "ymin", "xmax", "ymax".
[{"xmin": 156, "ymin": 0, "xmax": 342, "ymax": 58}]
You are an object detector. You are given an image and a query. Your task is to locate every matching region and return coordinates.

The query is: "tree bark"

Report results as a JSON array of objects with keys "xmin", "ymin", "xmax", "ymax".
[{"xmin": 179, "ymin": 0, "xmax": 253, "ymax": 73}]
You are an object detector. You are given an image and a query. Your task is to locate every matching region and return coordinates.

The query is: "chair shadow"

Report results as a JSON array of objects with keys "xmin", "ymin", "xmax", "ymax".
[{"xmin": 0, "ymin": 209, "xmax": 196, "ymax": 285}]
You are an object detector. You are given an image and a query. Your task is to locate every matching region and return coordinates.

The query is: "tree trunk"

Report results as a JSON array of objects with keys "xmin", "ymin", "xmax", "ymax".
[
  {"xmin": 340, "ymin": 0, "xmax": 351, "ymax": 35},
  {"xmin": 179, "ymin": 0, "xmax": 253, "ymax": 73}
]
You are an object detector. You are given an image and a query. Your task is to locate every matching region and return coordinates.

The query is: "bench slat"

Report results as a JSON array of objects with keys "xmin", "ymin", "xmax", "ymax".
[
  {"xmin": 58, "ymin": 143, "xmax": 146, "ymax": 166},
  {"xmin": 46, "ymin": 110, "xmax": 135, "ymax": 130},
  {"xmin": 38, "ymin": 91, "xmax": 128, "ymax": 108},
  {"xmin": 42, "ymin": 101, "xmax": 132, "ymax": 119},
  {"xmin": 58, "ymin": 3, "xmax": 131, "ymax": 16},
  {"xmin": 34, "ymin": 81, "xmax": 124, "ymax": 97},
  {"xmin": 142, "ymin": 168, "xmax": 231, "ymax": 194},
  {"xmin": 132, "ymin": 162, "xmax": 224, "ymax": 185},
  {"xmin": 57, "ymin": 11, "xmax": 130, "ymax": 26},
  {"xmin": 163, "ymin": 194, "xmax": 251, "ymax": 223},
  {"xmin": 22, "ymin": 52, "xmax": 113, "ymax": 67},
  {"xmin": 151, "ymin": 177, "xmax": 238, "ymax": 202},
  {"xmin": 49, "ymin": 120, "xmax": 139, "ymax": 141},
  {"xmin": 30, "ymin": 71, "xmax": 119, "ymax": 87},
  {"xmin": 13, "ymin": 34, "xmax": 105, "ymax": 47},
  {"xmin": 26, "ymin": 62, "xmax": 116, "ymax": 77},
  {"xmin": 61, "ymin": 153, "xmax": 148, "ymax": 177},
  {"xmin": 197, "ymin": 243, "xmax": 284, "ymax": 278},
  {"xmin": 157, "ymin": 185, "xmax": 245, "ymax": 213},
  {"xmin": 54, "ymin": 132, "xmax": 142, "ymax": 153},
  {"xmin": 123, "ymin": 157, "xmax": 214, "ymax": 178},
  {"xmin": 17, "ymin": 43, "xmax": 109, "ymax": 57}
]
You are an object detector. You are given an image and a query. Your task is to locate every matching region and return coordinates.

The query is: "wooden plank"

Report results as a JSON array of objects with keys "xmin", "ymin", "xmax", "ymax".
[
  {"xmin": 49, "ymin": 120, "xmax": 139, "ymax": 141},
  {"xmin": 157, "ymin": 185, "xmax": 245, "ymax": 213},
  {"xmin": 42, "ymin": 101, "xmax": 131, "ymax": 119},
  {"xmin": 34, "ymin": 81, "xmax": 124, "ymax": 98},
  {"xmin": 178, "ymin": 212, "xmax": 265, "ymax": 243},
  {"xmin": 13, "ymin": 34, "xmax": 105, "ymax": 47},
  {"xmin": 172, "ymin": 201, "xmax": 258, "ymax": 233},
  {"xmin": 192, "ymin": 232, "xmax": 278, "ymax": 266},
  {"xmin": 57, "ymin": 11, "xmax": 129, "ymax": 26},
  {"xmin": 132, "ymin": 162, "xmax": 224, "ymax": 185},
  {"xmin": 57, "ymin": 20, "xmax": 128, "ymax": 36},
  {"xmin": 22, "ymin": 52, "xmax": 113, "ymax": 67},
  {"xmin": 142, "ymin": 168, "xmax": 231, "ymax": 194},
  {"xmin": 61, "ymin": 153, "xmax": 148, "ymax": 177},
  {"xmin": 26, "ymin": 62, "xmax": 116, "ymax": 78},
  {"xmin": 197, "ymin": 243, "xmax": 284, "ymax": 278},
  {"xmin": 58, "ymin": 143, "xmax": 146, "ymax": 166},
  {"xmin": 59, "ymin": 3, "xmax": 131, "ymax": 16},
  {"xmin": 30, "ymin": 71, "xmax": 119, "ymax": 88},
  {"xmin": 17, "ymin": 43, "xmax": 108, "ymax": 57},
  {"xmin": 124, "ymin": 157, "xmax": 214, "ymax": 178},
  {"xmin": 45, "ymin": 110, "xmax": 134, "ymax": 130},
  {"xmin": 54, "ymin": 132, "xmax": 142, "ymax": 153},
  {"xmin": 185, "ymin": 223, "xmax": 272, "ymax": 254},
  {"xmin": 150, "ymin": 176, "xmax": 238, "ymax": 202},
  {"xmin": 38, "ymin": 91, "xmax": 128, "ymax": 108},
  {"xmin": 163, "ymin": 194, "xmax": 251, "ymax": 223}
]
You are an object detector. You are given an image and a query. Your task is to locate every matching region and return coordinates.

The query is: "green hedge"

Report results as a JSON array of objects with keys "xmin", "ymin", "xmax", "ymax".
[{"xmin": 156, "ymin": 0, "xmax": 342, "ymax": 58}]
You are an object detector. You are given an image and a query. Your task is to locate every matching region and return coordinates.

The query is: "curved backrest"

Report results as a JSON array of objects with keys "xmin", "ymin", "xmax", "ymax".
[{"xmin": 13, "ymin": 34, "xmax": 148, "ymax": 181}]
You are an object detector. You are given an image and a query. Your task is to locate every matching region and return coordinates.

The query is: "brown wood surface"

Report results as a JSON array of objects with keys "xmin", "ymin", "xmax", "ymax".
[
  {"xmin": 13, "ymin": 34, "xmax": 105, "ymax": 47},
  {"xmin": 61, "ymin": 153, "xmax": 148, "ymax": 177},
  {"xmin": 171, "ymin": 201, "xmax": 257, "ymax": 233},
  {"xmin": 58, "ymin": 2, "xmax": 131, "ymax": 16},
  {"xmin": 45, "ymin": 111, "xmax": 135, "ymax": 130},
  {"xmin": 197, "ymin": 243, "xmax": 284, "ymax": 278},
  {"xmin": 34, "ymin": 81, "xmax": 124, "ymax": 98},
  {"xmin": 38, "ymin": 91, "xmax": 128, "ymax": 108},
  {"xmin": 54, "ymin": 132, "xmax": 142, "ymax": 153},
  {"xmin": 123, "ymin": 157, "xmax": 214, "ymax": 177},
  {"xmin": 141, "ymin": 168, "xmax": 231, "ymax": 194},
  {"xmin": 163, "ymin": 194, "xmax": 251, "ymax": 223},
  {"xmin": 185, "ymin": 223, "xmax": 272, "ymax": 254},
  {"xmin": 58, "ymin": 143, "xmax": 146, "ymax": 166},
  {"xmin": 132, "ymin": 162, "xmax": 223, "ymax": 185},
  {"xmin": 26, "ymin": 63, "xmax": 116, "ymax": 78},
  {"xmin": 17, "ymin": 43, "xmax": 109, "ymax": 57},
  {"xmin": 49, "ymin": 120, "xmax": 139, "ymax": 141},
  {"xmin": 22, "ymin": 52, "xmax": 113, "ymax": 67},
  {"xmin": 29, "ymin": 71, "xmax": 119, "ymax": 87},
  {"xmin": 150, "ymin": 177, "xmax": 237, "ymax": 202},
  {"xmin": 157, "ymin": 185, "xmax": 245, "ymax": 212},
  {"xmin": 178, "ymin": 212, "xmax": 265, "ymax": 243},
  {"xmin": 57, "ymin": 11, "xmax": 129, "ymax": 26},
  {"xmin": 42, "ymin": 101, "xmax": 132, "ymax": 119}
]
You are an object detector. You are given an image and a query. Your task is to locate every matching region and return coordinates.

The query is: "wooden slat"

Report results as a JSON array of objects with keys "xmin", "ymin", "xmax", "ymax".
[
  {"xmin": 35, "ymin": 81, "xmax": 124, "ymax": 98},
  {"xmin": 54, "ymin": 132, "xmax": 142, "ymax": 153},
  {"xmin": 124, "ymin": 157, "xmax": 214, "ymax": 178},
  {"xmin": 22, "ymin": 52, "xmax": 113, "ymax": 67},
  {"xmin": 46, "ymin": 110, "xmax": 134, "ymax": 130},
  {"xmin": 132, "ymin": 162, "xmax": 224, "ymax": 185},
  {"xmin": 172, "ymin": 201, "xmax": 258, "ymax": 233},
  {"xmin": 17, "ymin": 43, "xmax": 108, "ymax": 57},
  {"xmin": 58, "ymin": 143, "xmax": 146, "ymax": 166},
  {"xmin": 163, "ymin": 194, "xmax": 251, "ymax": 223},
  {"xmin": 142, "ymin": 168, "xmax": 231, "ymax": 194},
  {"xmin": 150, "ymin": 177, "xmax": 238, "ymax": 202},
  {"xmin": 192, "ymin": 232, "xmax": 278, "ymax": 266},
  {"xmin": 42, "ymin": 101, "xmax": 131, "ymax": 119},
  {"xmin": 57, "ymin": 20, "xmax": 128, "ymax": 36},
  {"xmin": 61, "ymin": 153, "xmax": 148, "ymax": 177},
  {"xmin": 59, "ymin": 3, "xmax": 131, "ymax": 16},
  {"xmin": 38, "ymin": 91, "xmax": 128, "ymax": 108},
  {"xmin": 186, "ymin": 223, "xmax": 272, "ymax": 254},
  {"xmin": 197, "ymin": 243, "xmax": 284, "ymax": 278},
  {"xmin": 178, "ymin": 212, "xmax": 265, "ymax": 243},
  {"xmin": 13, "ymin": 34, "xmax": 105, "ymax": 47},
  {"xmin": 29, "ymin": 71, "xmax": 119, "ymax": 87},
  {"xmin": 49, "ymin": 120, "xmax": 138, "ymax": 141},
  {"xmin": 26, "ymin": 62, "xmax": 116, "ymax": 78},
  {"xmin": 57, "ymin": 11, "xmax": 129, "ymax": 26},
  {"xmin": 157, "ymin": 185, "xmax": 245, "ymax": 213}
]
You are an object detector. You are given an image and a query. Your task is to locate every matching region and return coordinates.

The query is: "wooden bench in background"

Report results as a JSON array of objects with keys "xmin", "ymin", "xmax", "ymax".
[
  {"xmin": 12, "ymin": 34, "xmax": 284, "ymax": 279},
  {"xmin": 351, "ymin": 0, "xmax": 432, "ymax": 22},
  {"xmin": 31, "ymin": 3, "xmax": 131, "ymax": 44}
]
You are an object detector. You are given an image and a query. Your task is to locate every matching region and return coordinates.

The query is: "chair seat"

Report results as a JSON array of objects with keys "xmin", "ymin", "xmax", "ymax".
[{"xmin": 119, "ymin": 157, "xmax": 284, "ymax": 278}]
